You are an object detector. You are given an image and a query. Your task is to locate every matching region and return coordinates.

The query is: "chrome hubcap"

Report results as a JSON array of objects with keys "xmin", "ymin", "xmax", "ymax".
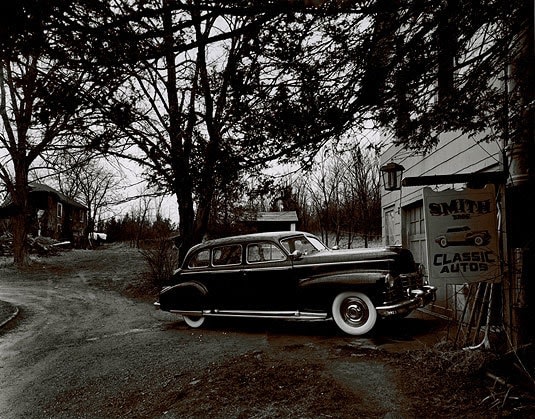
[{"xmin": 341, "ymin": 297, "xmax": 368, "ymax": 327}]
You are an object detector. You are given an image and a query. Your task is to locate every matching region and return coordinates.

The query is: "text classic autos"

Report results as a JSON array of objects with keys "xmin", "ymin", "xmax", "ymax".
[{"xmin": 155, "ymin": 231, "xmax": 436, "ymax": 335}]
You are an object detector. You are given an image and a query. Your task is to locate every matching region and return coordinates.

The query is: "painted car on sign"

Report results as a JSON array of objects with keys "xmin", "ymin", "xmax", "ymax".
[
  {"xmin": 155, "ymin": 231, "xmax": 436, "ymax": 335},
  {"xmin": 434, "ymin": 226, "xmax": 491, "ymax": 248}
]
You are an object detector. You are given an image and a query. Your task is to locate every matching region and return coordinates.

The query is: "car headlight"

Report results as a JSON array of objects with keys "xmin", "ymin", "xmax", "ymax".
[
  {"xmin": 417, "ymin": 263, "xmax": 428, "ymax": 284},
  {"xmin": 385, "ymin": 273, "xmax": 397, "ymax": 288}
]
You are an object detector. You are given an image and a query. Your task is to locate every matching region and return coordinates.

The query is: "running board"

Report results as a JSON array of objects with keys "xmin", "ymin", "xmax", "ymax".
[{"xmin": 169, "ymin": 309, "xmax": 329, "ymax": 321}]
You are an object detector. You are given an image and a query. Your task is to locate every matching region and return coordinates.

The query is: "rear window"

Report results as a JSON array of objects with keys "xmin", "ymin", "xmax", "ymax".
[
  {"xmin": 213, "ymin": 244, "xmax": 242, "ymax": 266},
  {"xmin": 187, "ymin": 249, "xmax": 210, "ymax": 269}
]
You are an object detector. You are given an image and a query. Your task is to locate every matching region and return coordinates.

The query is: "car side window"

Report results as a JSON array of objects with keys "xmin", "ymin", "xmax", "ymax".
[
  {"xmin": 213, "ymin": 245, "xmax": 242, "ymax": 266},
  {"xmin": 187, "ymin": 249, "xmax": 210, "ymax": 269},
  {"xmin": 247, "ymin": 243, "xmax": 286, "ymax": 263},
  {"xmin": 281, "ymin": 237, "xmax": 318, "ymax": 255}
]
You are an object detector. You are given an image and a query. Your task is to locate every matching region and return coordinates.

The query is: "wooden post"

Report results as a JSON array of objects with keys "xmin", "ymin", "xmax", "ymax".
[{"xmin": 505, "ymin": 1, "xmax": 535, "ymax": 348}]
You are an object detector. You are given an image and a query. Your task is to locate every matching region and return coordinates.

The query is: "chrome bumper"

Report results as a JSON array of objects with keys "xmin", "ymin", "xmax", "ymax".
[{"xmin": 376, "ymin": 285, "xmax": 437, "ymax": 317}]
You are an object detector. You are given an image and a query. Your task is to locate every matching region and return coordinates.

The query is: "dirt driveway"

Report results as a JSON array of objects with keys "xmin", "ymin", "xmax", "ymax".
[{"xmin": 0, "ymin": 245, "xmax": 513, "ymax": 418}]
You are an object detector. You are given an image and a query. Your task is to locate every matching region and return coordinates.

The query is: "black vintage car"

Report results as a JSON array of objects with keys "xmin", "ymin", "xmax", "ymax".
[{"xmin": 155, "ymin": 231, "xmax": 436, "ymax": 335}]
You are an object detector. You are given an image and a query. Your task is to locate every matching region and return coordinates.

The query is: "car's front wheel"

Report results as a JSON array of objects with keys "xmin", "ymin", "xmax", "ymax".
[
  {"xmin": 332, "ymin": 292, "xmax": 377, "ymax": 335},
  {"xmin": 183, "ymin": 315, "xmax": 206, "ymax": 328}
]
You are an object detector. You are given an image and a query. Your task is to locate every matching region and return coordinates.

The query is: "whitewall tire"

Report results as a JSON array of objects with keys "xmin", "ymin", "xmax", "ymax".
[
  {"xmin": 183, "ymin": 315, "xmax": 206, "ymax": 328},
  {"xmin": 332, "ymin": 292, "xmax": 377, "ymax": 335}
]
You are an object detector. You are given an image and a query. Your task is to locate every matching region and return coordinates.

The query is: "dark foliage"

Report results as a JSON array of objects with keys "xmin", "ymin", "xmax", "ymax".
[{"xmin": 2, "ymin": 0, "xmax": 527, "ymax": 265}]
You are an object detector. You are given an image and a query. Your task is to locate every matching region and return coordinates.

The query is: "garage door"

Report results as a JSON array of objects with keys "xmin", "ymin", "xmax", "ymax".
[
  {"xmin": 404, "ymin": 202, "xmax": 453, "ymax": 318},
  {"xmin": 404, "ymin": 203, "xmax": 426, "ymax": 266}
]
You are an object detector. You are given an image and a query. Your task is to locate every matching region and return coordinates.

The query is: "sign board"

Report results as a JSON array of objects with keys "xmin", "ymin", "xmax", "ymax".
[{"xmin": 423, "ymin": 186, "xmax": 500, "ymax": 284}]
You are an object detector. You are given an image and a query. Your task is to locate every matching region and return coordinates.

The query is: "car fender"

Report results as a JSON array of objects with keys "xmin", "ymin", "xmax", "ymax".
[
  {"xmin": 162, "ymin": 281, "xmax": 208, "ymax": 296},
  {"xmin": 159, "ymin": 281, "xmax": 208, "ymax": 311}
]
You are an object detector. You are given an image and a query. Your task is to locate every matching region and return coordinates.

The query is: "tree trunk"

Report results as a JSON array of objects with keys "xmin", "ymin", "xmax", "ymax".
[
  {"xmin": 12, "ymin": 170, "xmax": 31, "ymax": 267},
  {"xmin": 163, "ymin": 0, "xmax": 197, "ymax": 264},
  {"xmin": 176, "ymin": 182, "xmax": 196, "ymax": 264}
]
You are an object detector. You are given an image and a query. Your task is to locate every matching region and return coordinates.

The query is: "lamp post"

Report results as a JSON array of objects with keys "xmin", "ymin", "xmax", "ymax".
[{"xmin": 380, "ymin": 162, "xmax": 405, "ymax": 191}]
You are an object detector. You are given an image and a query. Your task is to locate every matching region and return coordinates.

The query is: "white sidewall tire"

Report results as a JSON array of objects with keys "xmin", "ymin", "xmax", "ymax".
[
  {"xmin": 183, "ymin": 315, "xmax": 205, "ymax": 328},
  {"xmin": 332, "ymin": 292, "xmax": 377, "ymax": 336}
]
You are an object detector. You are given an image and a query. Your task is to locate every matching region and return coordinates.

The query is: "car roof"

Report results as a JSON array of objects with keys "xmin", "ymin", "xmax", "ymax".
[{"xmin": 188, "ymin": 231, "xmax": 315, "ymax": 251}]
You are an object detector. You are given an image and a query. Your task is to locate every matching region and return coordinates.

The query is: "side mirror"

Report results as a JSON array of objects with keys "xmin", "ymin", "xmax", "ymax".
[{"xmin": 290, "ymin": 250, "xmax": 303, "ymax": 260}]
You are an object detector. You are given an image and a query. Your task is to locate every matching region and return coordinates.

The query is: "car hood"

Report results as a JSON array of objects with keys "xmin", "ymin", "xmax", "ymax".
[
  {"xmin": 295, "ymin": 247, "xmax": 416, "ymax": 273},
  {"xmin": 301, "ymin": 247, "xmax": 398, "ymax": 263}
]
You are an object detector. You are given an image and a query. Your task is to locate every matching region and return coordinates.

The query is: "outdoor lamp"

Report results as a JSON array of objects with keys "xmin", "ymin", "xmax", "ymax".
[{"xmin": 380, "ymin": 162, "xmax": 405, "ymax": 191}]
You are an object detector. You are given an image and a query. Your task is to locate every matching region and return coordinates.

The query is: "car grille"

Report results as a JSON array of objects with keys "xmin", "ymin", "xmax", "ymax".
[
  {"xmin": 382, "ymin": 283, "xmax": 406, "ymax": 303},
  {"xmin": 382, "ymin": 273, "xmax": 423, "ymax": 304},
  {"xmin": 400, "ymin": 273, "xmax": 424, "ymax": 290}
]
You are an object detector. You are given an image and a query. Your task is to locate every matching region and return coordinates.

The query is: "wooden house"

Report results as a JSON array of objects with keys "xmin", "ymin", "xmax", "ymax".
[
  {"xmin": 0, "ymin": 183, "xmax": 88, "ymax": 245},
  {"xmin": 253, "ymin": 211, "xmax": 299, "ymax": 232}
]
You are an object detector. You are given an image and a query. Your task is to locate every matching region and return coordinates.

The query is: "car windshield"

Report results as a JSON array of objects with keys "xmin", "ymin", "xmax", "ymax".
[{"xmin": 280, "ymin": 235, "xmax": 327, "ymax": 255}]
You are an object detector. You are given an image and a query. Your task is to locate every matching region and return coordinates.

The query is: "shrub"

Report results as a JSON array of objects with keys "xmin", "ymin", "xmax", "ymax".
[{"xmin": 139, "ymin": 239, "xmax": 179, "ymax": 288}]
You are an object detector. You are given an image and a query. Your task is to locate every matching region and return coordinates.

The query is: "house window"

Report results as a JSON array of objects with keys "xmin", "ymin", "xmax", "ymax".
[{"xmin": 57, "ymin": 202, "xmax": 63, "ymax": 218}]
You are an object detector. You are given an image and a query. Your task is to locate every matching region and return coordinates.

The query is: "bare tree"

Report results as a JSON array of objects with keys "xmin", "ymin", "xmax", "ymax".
[
  {"xmin": 305, "ymin": 151, "xmax": 342, "ymax": 246},
  {"xmin": 300, "ymin": 143, "xmax": 380, "ymax": 247},
  {"xmin": 342, "ymin": 147, "xmax": 381, "ymax": 248},
  {"xmin": 86, "ymin": 3, "xmax": 299, "ymax": 260},
  {"xmin": 0, "ymin": 2, "xmax": 125, "ymax": 266},
  {"xmin": 46, "ymin": 154, "xmax": 124, "ymax": 235},
  {"xmin": 0, "ymin": 57, "xmax": 105, "ymax": 265}
]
